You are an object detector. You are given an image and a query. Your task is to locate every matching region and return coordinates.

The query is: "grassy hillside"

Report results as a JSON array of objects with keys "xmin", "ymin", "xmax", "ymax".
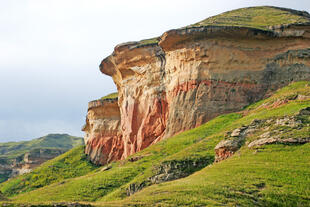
[
  {"xmin": 0, "ymin": 134, "xmax": 84, "ymax": 183},
  {"xmin": 112, "ymin": 144, "xmax": 310, "ymax": 206},
  {"xmin": 189, "ymin": 6, "xmax": 310, "ymax": 30},
  {"xmin": 1, "ymin": 81, "xmax": 309, "ymax": 206},
  {"xmin": 0, "ymin": 146, "xmax": 99, "ymax": 197},
  {"xmin": 0, "ymin": 134, "xmax": 83, "ymax": 160}
]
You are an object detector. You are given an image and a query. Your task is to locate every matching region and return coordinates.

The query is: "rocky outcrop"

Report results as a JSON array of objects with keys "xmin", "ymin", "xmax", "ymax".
[
  {"xmin": 0, "ymin": 148, "xmax": 66, "ymax": 182},
  {"xmin": 84, "ymin": 7, "xmax": 310, "ymax": 165},
  {"xmin": 11, "ymin": 148, "xmax": 67, "ymax": 177},
  {"xmin": 214, "ymin": 127, "xmax": 248, "ymax": 162},
  {"xmin": 0, "ymin": 134, "xmax": 83, "ymax": 182},
  {"xmin": 215, "ymin": 107, "xmax": 310, "ymax": 161},
  {"xmin": 126, "ymin": 157, "xmax": 212, "ymax": 196},
  {"xmin": 248, "ymin": 137, "xmax": 310, "ymax": 148},
  {"xmin": 82, "ymin": 98, "xmax": 123, "ymax": 165}
]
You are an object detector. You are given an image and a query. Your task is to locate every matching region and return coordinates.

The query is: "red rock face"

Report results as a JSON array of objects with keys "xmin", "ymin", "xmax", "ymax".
[
  {"xmin": 84, "ymin": 24, "xmax": 310, "ymax": 165},
  {"xmin": 214, "ymin": 148, "xmax": 235, "ymax": 163},
  {"xmin": 82, "ymin": 98, "xmax": 123, "ymax": 165},
  {"xmin": 85, "ymin": 134, "xmax": 123, "ymax": 165},
  {"xmin": 120, "ymin": 96, "xmax": 168, "ymax": 159}
]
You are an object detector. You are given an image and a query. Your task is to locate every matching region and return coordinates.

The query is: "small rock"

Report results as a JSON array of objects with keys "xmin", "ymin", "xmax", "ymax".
[
  {"xmin": 260, "ymin": 132, "xmax": 270, "ymax": 139},
  {"xmin": 297, "ymin": 95, "xmax": 310, "ymax": 101},
  {"xmin": 231, "ymin": 128, "xmax": 242, "ymax": 137},
  {"xmin": 100, "ymin": 165, "xmax": 112, "ymax": 171},
  {"xmin": 250, "ymin": 119, "xmax": 261, "ymax": 126},
  {"xmin": 275, "ymin": 117, "xmax": 302, "ymax": 127},
  {"xmin": 263, "ymin": 127, "xmax": 270, "ymax": 131},
  {"xmin": 248, "ymin": 138, "xmax": 278, "ymax": 148},
  {"xmin": 214, "ymin": 137, "xmax": 245, "ymax": 162}
]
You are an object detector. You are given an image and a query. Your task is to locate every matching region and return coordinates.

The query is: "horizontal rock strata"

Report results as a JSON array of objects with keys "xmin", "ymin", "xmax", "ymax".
[
  {"xmin": 83, "ymin": 98, "xmax": 123, "ymax": 165},
  {"xmin": 85, "ymin": 15, "xmax": 310, "ymax": 165}
]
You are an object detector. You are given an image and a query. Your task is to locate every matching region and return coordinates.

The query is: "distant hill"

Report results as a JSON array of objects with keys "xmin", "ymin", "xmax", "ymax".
[{"xmin": 0, "ymin": 134, "xmax": 83, "ymax": 183}]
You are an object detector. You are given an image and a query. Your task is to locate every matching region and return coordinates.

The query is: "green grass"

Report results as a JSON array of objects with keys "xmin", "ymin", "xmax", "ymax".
[
  {"xmin": 0, "ymin": 134, "xmax": 83, "ymax": 160},
  {"xmin": 2, "ymin": 81, "xmax": 310, "ymax": 206},
  {"xmin": 99, "ymin": 81, "xmax": 310, "ymax": 206},
  {"xmin": 0, "ymin": 134, "xmax": 84, "ymax": 183},
  {"xmin": 117, "ymin": 6, "xmax": 310, "ymax": 50},
  {"xmin": 0, "ymin": 146, "xmax": 98, "ymax": 197},
  {"xmin": 8, "ymin": 113, "xmax": 241, "ymax": 203},
  {"xmin": 189, "ymin": 6, "xmax": 310, "ymax": 30},
  {"xmin": 112, "ymin": 144, "xmax": 310, "ymax": 206},
  {"xmin": 101, "ymin": 92, "xmax": 118, "ymax": 100},
  {"xmin": 136, "ymin": 37, "xmax": 160, "ymax": 47}
]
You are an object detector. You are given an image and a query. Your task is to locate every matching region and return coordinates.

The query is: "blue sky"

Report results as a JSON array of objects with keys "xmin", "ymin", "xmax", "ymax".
[{"xmin": 0, "ymin": 0, "xmax": 309, "ymax": 142}]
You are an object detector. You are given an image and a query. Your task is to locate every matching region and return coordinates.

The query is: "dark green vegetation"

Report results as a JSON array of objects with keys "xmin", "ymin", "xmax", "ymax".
[
  {"xmin": 0, "ymin": 81, "xmax": 309, "ymax": 206},
  {"xmin": 101, "ymin": 92, "xmax": 118, "ymax": 100},
  {"xmin": 189, "ymin": 6, "xmax": 310, "ymax": 30}
]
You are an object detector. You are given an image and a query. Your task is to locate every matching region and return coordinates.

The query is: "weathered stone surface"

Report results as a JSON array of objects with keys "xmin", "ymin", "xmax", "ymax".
[
  {"xmin": 215, "ymin": 107, "xmax": 309, "ymax": 161},
  {"xmin": 0, "ymin": 148, "xmax": 66, "ymax": 180},
  {"xmin": 82, "ymin": 98, "xmax": 123, "ymax": 165},
  {"xmin": 248, "ymin": 137, "xmax": 310, "ymax": 148},
  {"xmin": 126, "ymin": 158, "xmax": 211, "ymax": 196},
  {"xmin": 214, "ymin": 126, "xmax": 249, "ymax": 162},
  {"xmin": 13, "ymin": 149, "xmax": 66, "ymax": 176},
  {"xmin": 84, "ymin": 13, "xmax": 310, "ymax": 165}
]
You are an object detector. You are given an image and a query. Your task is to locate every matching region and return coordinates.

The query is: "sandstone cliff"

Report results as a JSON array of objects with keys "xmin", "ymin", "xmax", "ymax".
[{"xmin": 84, "ymin": 6, "xmax": 310, "ymax": 165}]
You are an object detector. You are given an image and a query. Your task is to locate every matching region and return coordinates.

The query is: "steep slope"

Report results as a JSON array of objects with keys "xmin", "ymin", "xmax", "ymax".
[
  {"xmin": 0, "ymin": 134, "xmax": 83, "ymax": 183},
  {"xmin": 105, "ymin": 82, "xmax": 310, "ymax": 207},
  {"xmin": 2, "ymin": 81, "xmax": 309, "ymax": 206},
  {"xmin": 84, "ymin": 6, "xmax": 310, "ymax": 165}
]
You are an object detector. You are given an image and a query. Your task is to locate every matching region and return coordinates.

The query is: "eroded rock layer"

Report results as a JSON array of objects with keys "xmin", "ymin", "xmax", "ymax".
[
  {"xmin": 84, "ymin": 16, "xmax": 310, "ymax": 165},
  {"xmin": 83, "ymin": 98, "xmax": 123, "ymax": 165}
]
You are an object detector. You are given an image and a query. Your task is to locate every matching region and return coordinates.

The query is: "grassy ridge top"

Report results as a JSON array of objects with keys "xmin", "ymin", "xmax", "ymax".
[
  {"xmin": 134, "ymin": 6, "xmax": 310, "ymax": 48},
  {"xmin": 101, "ymin": 92, "xmax": 118, "ymax": 100},
  {"xmin": 2, "ymin": 81, "xmax": 309, "ymax": 206},
  {"xmin": 189, "ymin": 6, "xmax": 310, "ymax": 30}
]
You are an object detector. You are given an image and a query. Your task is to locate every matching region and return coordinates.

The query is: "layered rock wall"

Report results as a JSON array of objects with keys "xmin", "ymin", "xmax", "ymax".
[
  {"xmin": 84, "ymin": 24, "xmax": 310, "ymax": 165},
  {"xmin": 83, "ymin": 98, "xmax": 123, "ymax": 165}
]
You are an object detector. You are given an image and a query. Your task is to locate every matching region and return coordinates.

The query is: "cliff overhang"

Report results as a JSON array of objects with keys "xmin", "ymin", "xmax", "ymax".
[{"xmin": 85, "ymin": 6, "xmax": 310, "ymax": 165}]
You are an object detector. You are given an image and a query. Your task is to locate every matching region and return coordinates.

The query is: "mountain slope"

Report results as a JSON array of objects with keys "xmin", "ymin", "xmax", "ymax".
[
  {"xmin": 1, "ymin": 81, "xmax": 309, "ymax": 206},
  {"xmin": 0, "ymin": 134, "xmax": 83, "ymax": 159},
  {"xmin": 0, "ymin": 146, "xmax": 98, "ymax": 197},
  {"xmin": 0, "ymin": 134, "xmax": 83, "ymax": 183}
]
